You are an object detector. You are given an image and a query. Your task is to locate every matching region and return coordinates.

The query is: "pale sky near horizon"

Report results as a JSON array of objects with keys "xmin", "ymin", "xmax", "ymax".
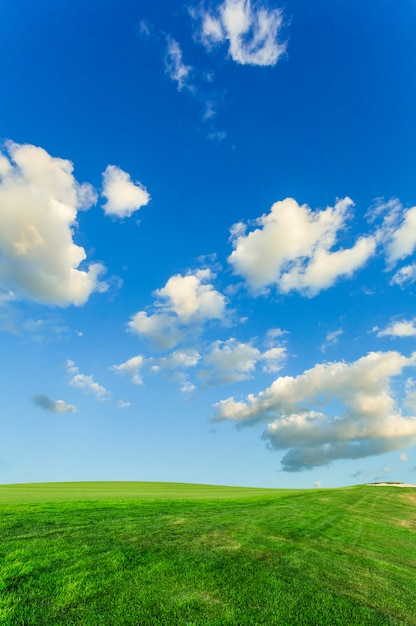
[{"xmin": 1, "ymin": 0, "xmax": 416, "ymax": 488}]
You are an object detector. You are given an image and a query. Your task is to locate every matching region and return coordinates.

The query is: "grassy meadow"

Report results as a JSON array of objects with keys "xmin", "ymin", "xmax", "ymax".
[{"xmin": 0, "ymin": 482, "xmax": 415, "ymax": 625}]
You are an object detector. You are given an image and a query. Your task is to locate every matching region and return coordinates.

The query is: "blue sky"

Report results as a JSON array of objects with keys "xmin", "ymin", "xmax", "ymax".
[{"xmin": 1, "ymin": 0, "xmax": 416, "ymax": 488}]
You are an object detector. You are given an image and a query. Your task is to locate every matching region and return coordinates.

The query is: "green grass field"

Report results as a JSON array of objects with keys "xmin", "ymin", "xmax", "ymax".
[{"xmin": 1, "ymin": 482, "xmax": 415, "ymax": 625}]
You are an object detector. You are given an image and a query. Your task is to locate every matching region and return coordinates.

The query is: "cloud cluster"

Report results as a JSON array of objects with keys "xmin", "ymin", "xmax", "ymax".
[
  {"xmin": 113, "ymin": 349, "xmax": 200, "ymax": 391},
  {"xmin": 102, "ymin": 165, "xmax": 150, "ymax": 218},
  {"xmin": 32, "ymin": 394, "xmax": 77, "ymax": 414},
  {"xmin": 0, "ymin": 141, "xmax": 105, "ymax": 306},
  {"xmin": 129, "ymin": 269, "xmax": 227, "ymax": 349},
  {"xmin": 228, "ymin": 197, "xmax": 376, "ymax": 295},
  {"xmin": 214, "ymin": 351, "xmax": 416, "ymax": 471},
  {"xmin": 197, "ymin": 0, "xmax": 286, "ymax": 67}
]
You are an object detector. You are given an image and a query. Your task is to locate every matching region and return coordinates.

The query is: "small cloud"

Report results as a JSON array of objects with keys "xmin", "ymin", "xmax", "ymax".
[
  {"xmin": 101, "ymin": 165, "xmax": 150, "ymax": 218},
  {"xmin": 195, "ymin": 0, "xmax": 287, "ymax": 67},
  {"xmin": 128, "ymin": 269, "xmax": 227, "ymax": 350},
  {"xmin": 390, "ymin": 263, "xmax": 416, "ymax": 287},
  {"xmin": 399, "ymin": 452, "xmax": 408, "ymax": 462},
  {"xmin": 112, "ymin": 355, "xmax": 145, "ymax": 385},
  {"xmin": 377, "ymin": 319, "xmax": 416, "ymax": 338},
  {"xmin": 67, "ymin": 360, "xmax": 110, "ymax": 400},
  {"xmin": 32, "ymin": 394, "xmax": 77, "ymax": 414},
  {"xmin": 164, "ymin": 37, "xmax": 192, "ymax": 91},
  {"xmin": 117, "ymin": 399, "xmax": 132, "ymax": 409},
  {"xmin": 321, "ymin": 329, "xmax": 343, "ymax": 352},
  {"xmin": 314, "ymin": 481, "xmax": 321, "ymax": 488}
]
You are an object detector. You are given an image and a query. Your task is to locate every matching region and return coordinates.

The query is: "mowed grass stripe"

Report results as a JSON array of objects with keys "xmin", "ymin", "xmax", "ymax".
[{"xmin": 1, "ymin": 484, "xmax": 415, "ymax": 625}]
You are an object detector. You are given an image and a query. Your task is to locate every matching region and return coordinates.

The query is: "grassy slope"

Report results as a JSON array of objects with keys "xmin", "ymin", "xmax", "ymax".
[{"xmin": 0, "ymin": 483, "xmax": 415, "ymax": 625}]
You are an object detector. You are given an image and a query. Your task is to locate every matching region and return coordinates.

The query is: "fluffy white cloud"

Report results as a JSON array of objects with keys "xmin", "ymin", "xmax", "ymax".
[
  {"xmin": 67, "ymin": 360, "xmax": 109, "ymax": 399},
  {"xmin": 101, "ymin": 165, "xmax": 150, "ymax": 218},
  {"xmin": 0, "ymin": 141, "xmax": 106, "ymax": 306},
  {"xmin": 377, "ymin": 319, "xmax": 416, "ymax": 338},
  {"xmin": 164, "ymin": 37, "xmax": 192, "ymax": 91},
  {"xmin": 200, "ymin": 338, "xmax": 286, "ymax": 384},
  {"xmin": 228, "ymin": 197, "xmax": 376, "ymax": 295},
  {"xmin": 32, "ymin": 394, "xmax": 77, "ymax": 414},
  {"xmin": 214, "ymin": 351, "xmax": 416, "ymax": 471},
  {"xmin": 197, "ymin": 0, "xmax": 286, "ymax": 67},
  {"xmin": 129, "ymin": 269, "xmax": 227, "ymax": 349},
  {"xmin": 112, "ymin": 350, "xmax": 200, "ymax": 385}
]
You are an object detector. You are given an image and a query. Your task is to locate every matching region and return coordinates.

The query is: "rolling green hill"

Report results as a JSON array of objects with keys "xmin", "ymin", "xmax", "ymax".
[{"xmin": 1, "ymin": 482, "xmax": 415, "ymax": 625}]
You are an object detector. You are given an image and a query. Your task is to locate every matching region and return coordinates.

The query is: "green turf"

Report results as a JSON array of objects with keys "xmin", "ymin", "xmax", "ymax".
[{"xmin": 0, "ymin": 482, "xmax": 415, "ymax": 625}]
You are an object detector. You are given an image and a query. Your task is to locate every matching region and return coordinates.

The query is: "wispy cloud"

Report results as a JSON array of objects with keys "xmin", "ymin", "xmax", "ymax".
[
  {"xmin": 32, "ymin": 394, "xmax": 77, "ymax": 414},
  {"xmin": 67, "ymin": 360, "xmax": 110, "ymax": 400},
  {"xmin": 164, "ymin": 36, "xmax": 193, "ymax": 91},
  {"xmin": 214, "ymin": 350, "xmax": 416, "ymax": 471},
  {"xmin": 194, "ymin": 0, "xmax": 287, "ymax": 67},
  {"xmin": 321, "ymin": 329, "xmax": 343, "ymax": 352}
]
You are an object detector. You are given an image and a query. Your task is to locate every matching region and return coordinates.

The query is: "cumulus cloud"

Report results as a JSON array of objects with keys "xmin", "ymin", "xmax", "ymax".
[
  {"xmin": 101, "ymin": 165, "xmax": 150, "ymax": 218},
  {"xmin": 0, "ymin": 141, "xmax": 106, "ymax": 306},
  {"xmin": 32, "ymin": 394, "xmax": 77, "ymax": 414},
  {"xmin": 129, "ymin": 269, "xmax": 227, "ymax": 349},
  {"xmin": 228, "ymin": 197, "xmax": 376, "ymax": 295},
  {"xmin": 67, "ymin": 360, "xmax": 109, "ymax": 399},
  {"xmin": 199, "ymin": 338, "xmax": 286, "ymax": 385},
  {"xmin": 377, "ymin": 319, "xmax": 416, "ymax": 338},
  {"xmin": 196, "ymin": 0, "xmax": 286, "ymax": 66},
  {"xmin": 214, "ymin": 351, "xmax": 416, "ymax": 471},
  {"xmin": 164, "ymin": 37, "xmax": 192, "ymax": 91}
]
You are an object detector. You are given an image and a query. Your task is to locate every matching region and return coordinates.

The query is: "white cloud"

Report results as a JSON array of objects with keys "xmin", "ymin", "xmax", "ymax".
[
  {"xmin": 370, "ymin": 198, "xmax": 416, "ymax": 268},
  {"xmin": 197, "ymin": 0, "xmax": 286, "ymax": 67},
  {"xmin": 113, "ymin": 350, "xmax": 200, "ymax": 385},
  {"xmin": 214, "ymin": 351, "xmax": 416, "ymax": 471},
  {"xmin": 377, "ymin": 319, "xmax": 416, "ymax": 338},
  {"xmin": 67, "ymin": 360, "xmax": 109, "ymax": 399},
  {"xmin": 112, "ymin": 355, "xmax": 145, "ymax": 385},
  {"xmin": 164, "ymin": 37, "xmax": 192, "ymax": 91},
  {"xmin": 117, "ymin": 399, "xmax": 132, "ymax": 409},
  {"xmin": 385, "ymin": 206, "xmax": 416, "ymax": 266},
  {"xmin": 199, "ymin": 338, "xmax": 286, "ymax": 385},
  {"xmin": 399, "ymin": 452, "xmax": 408, "ymax": 462},
  {"xmin": 129, "ymin": 269, "xmax": 227, "ymax": 350},
  {"xmin": 32, "ymin": 394, "xmax": 77, "ymax": 414},
  {"xmin": 228, "ymin": 197, "xmax": 376, "ymax": 295},
  {"xmin": 321, "ymin": 329, "xmax": 343, "ymax": 352},
  {"xmin": 314, "ymin": 481, "xmax": 321, "ymax": 488},
  {"xmin": 0, "ymin": 141, "xmax": 106, "ymax": 306},
  {"xmin": 101, "ymin": 165, "xmax": 150, "ymax": 218},
  {"xmin": 390, "ymin": 263, "xmax": 416, "ymax": 287}
]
